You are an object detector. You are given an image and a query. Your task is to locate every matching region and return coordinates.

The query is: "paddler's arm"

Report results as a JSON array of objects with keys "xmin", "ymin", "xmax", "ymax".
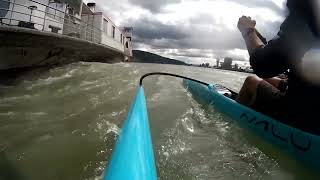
[
  {"xmin": 238, "ymin": 16, "xmax": 290, "ymax": 78},
  {"xmin": 237, "ymin": 16, "xmax": 264, "ymax": 55}
]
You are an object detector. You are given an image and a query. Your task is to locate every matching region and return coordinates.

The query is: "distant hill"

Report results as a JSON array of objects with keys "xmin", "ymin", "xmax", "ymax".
[{"xmin": 132, "ymin": 50, "xmax": 188, "ymax": 65}]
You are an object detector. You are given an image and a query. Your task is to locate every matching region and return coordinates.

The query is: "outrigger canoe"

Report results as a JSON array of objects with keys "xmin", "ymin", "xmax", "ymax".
[
  {"xmin": 104, "ymin": 86, "xmax": 157, "ymax": 180},
  {"xmin": 104, "ymin": 72, "xmax": 319, "ymax": 180},
  {"xmin": 183, "ymin": 79, "xmax": 320, "ymax": 170}
]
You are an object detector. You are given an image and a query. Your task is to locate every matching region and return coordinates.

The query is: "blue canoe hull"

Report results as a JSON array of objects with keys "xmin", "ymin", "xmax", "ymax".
[
  {"xmin": 183, "ymin": 79, "xmax": 320, "ymax": 170},
  {"xmin": 104, "ymin": 87, "xmax": 157, "ymax": 180}
]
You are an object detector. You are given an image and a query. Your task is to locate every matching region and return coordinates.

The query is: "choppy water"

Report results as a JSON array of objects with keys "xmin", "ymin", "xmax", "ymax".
[{"xmin": 0, "ymin": 62, "xmax": 318, "ymax": 179}]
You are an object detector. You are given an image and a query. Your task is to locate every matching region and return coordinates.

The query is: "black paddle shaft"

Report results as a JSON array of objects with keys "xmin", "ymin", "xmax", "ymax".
[{"xmin": 139, "ymin": 72, "xmax": 238, "ymax": 95}]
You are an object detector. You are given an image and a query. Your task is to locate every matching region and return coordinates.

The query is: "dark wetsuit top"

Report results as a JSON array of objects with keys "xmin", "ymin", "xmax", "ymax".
[{"xmin": 250, "ymin": 0, "xmax": 320, "ymax": 134}]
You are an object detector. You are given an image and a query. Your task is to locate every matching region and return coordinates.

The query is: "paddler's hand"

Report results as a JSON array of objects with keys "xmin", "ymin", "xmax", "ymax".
[
  {"xmin": 237, "ymin": 16, "xmax": 264, "ymax": 55},
  {"xmin": 237, "ymin": 16, "xmax": 256, "ymax": 36}
]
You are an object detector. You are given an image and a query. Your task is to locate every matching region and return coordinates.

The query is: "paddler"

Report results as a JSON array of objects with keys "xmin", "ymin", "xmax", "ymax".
[{"xmin": 236, "ymin": 0, "xmax": 320, "ymax": 134}]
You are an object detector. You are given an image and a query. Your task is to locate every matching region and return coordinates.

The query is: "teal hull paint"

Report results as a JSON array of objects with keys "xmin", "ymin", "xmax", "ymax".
[
  {"xmin": 104, "ymin": 87, "xmax": 157, "ymax": 180},
  {"xmin": 183, "ymin": 79, "xmax": 320, "ymax": 169}
]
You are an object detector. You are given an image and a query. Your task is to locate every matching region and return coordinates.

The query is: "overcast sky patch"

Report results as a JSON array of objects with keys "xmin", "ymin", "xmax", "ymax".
[{"xmin": 85, "ymin": 0, "xmax": 287, "ymax": 64}]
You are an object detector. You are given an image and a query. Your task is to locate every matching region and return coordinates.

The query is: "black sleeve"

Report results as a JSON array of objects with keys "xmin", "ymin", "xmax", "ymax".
[
  {"xmin": 249, "ymin": 19, "xmax": 291, "ymax": 78},
  {"xmin": 250, "ymin": 12, "xmax": 315, "ymax": 79},
  {"xmin": 250, "ymin": 37, "xmax": 290, "ymax": 78}
]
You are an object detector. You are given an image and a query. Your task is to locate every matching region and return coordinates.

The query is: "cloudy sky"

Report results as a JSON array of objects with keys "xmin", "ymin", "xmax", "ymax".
[{"xmin": 84, "ymin": 0, "xmax": 287, "ymax": 65}]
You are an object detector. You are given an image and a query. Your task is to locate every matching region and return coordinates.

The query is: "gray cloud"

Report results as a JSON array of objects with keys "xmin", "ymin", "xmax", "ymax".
[
  {"xmin": 129, "ymin": 14, "xmax": 246, "ymax": 51},
  {"xmin": 131, "ymin": 12, "xmax": 283, "ymax": 51},
  {"xmin": 130, "ymin": 13, "xmax": 283, "ymax": 62},
  {"xmin": 256, "ymin": 19, "xmax": 282, "ymax": 40},
  {"xmin": 189, "ymin": 13, "xmax": 216, "ymax": 25},
  {"xmin": 129, "ymin": 0, "xmax": 181, "ymax": 12},
  {"xmin": 181, "ymin": 28, "xmax": 245, "ymax": 50},
  {"xmin": 132, "ymin": 18, "xmax": 188, "ymax": 40},
  {"xmin": 165, "ymin": 50, "xmax": 213, "ymax": 58},
  {"xmin": 91, "ymin": 0, "xmax": 287, "ymax": 63}
]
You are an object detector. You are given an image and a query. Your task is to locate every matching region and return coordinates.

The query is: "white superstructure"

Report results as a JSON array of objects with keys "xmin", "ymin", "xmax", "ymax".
[
  {"xmin": 80, "ymin": 2, "xmax": 132, "ymax": 54},
  {"xmin": 0, "ymin": 0, "xmax": 133, "ymax": 61}
]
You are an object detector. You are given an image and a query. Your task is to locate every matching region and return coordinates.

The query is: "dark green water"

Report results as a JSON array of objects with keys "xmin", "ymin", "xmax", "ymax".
[{"xmin": 0, "ymin": 62, "xmax": 318, "ymax": 179}]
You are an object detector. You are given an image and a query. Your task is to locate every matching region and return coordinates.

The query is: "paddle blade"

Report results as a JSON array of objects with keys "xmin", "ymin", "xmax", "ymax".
[{"xmin": 104, "ymin": 86, "xmax": 157, "ymax": 180}]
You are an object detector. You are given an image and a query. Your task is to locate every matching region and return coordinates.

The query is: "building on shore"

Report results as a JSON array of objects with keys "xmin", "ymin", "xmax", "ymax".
[{"xmin": 0, "ymin": 0, "xmax": 132, "ymax": 70}]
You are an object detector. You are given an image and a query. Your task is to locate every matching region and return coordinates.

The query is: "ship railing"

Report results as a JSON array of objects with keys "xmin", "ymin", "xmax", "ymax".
[{"xmin": 0, "ymin": 0, "xmax": 120, "ymax": 46}]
